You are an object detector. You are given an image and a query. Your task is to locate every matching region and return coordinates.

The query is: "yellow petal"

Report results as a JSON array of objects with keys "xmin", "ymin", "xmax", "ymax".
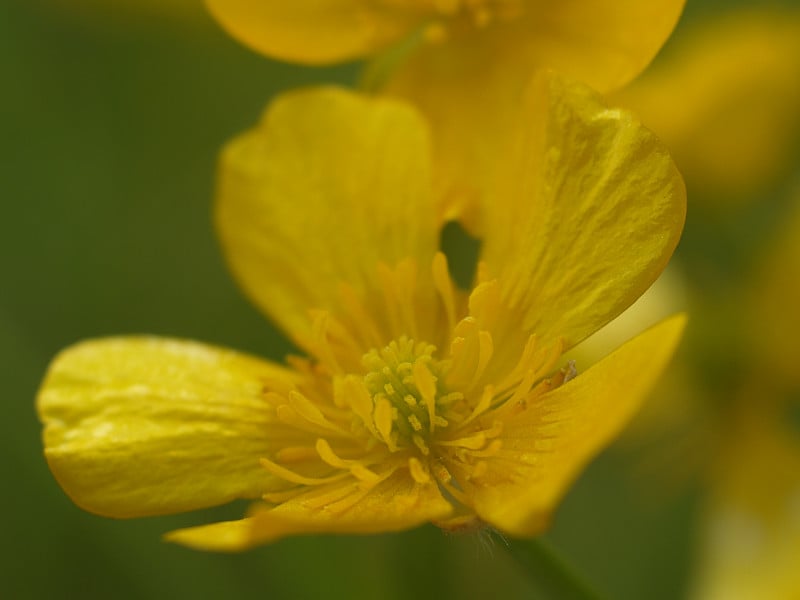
[
  {"xmin": 611, "ymin": 9, "xmax": 800, "ymax": 199},
  {"xmin": 691, "ymin": 414, "xmax": 800, "ymax": 600},
  {"xmin": 385, "ymin": 1, "xmax": 684, "ymax": 225},
  {"xmin": 216, "ymin": 87, "xmax": 438, "ymax": 345},
  {"xmin": 205, "ymin": 0, "xmax": 420, "ymax": 64},
  {"xmin": 480, "ymin": 71, "xmax": 685, "ymax": 349},
  {"xmin": 37, "ymin": 337, "xmax": 298, "ymax": 518},
  {"xmin": 461, "ymin": 314, "xmax": 686, "ymax": 537},
  {"xmin": 165, "ymin": 472, "xmax": 452, "ymax": 551}
]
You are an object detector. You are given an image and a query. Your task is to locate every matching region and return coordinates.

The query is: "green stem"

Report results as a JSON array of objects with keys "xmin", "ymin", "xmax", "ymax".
[
  {"xmin": 358, "ymin": 26, "xmax": 426, "ymax": 93},
  {"xmin": 502, "ymin": 537, "xmax": 607, "ymax": 600}
]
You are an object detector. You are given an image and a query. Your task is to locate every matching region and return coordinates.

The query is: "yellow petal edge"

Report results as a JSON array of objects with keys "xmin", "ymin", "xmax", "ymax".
[
  {"xmin": 466, "ymin": 313, "xmax": 687, "ymax": 536},
  {"xmin": 37, "ymin": 337, "xmax": 298, "ymax": 518}
]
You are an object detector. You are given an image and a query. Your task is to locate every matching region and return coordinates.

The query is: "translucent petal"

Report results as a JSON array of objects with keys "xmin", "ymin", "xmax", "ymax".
[
  {"xmin": 166, "ymin": 471, "xmax": 452, "ymax": 551},
  {"xmin": 205, "ymin": 0, "xmax": 420, "ymax": 64},
  {"xmin": 461, "ymin": 314, "xmax": 686, "ymax": 536},
  {"xmin": 216, "ymin": 87, "xmax": 438, "ymax": 345},
  {"xmin": 37, "ymin": 337, "xmax": 297, "ymax": 518},
  {"xmin": 385, "ymin": 0, "xmax": 684, "ymax": 227},
  {"xmin": 612, "ymin": 9, "xmax": 800, "ymax": 197},
  {"xmin": 478, "ymin": 71, "xmax": 685, "ymax": 349}
]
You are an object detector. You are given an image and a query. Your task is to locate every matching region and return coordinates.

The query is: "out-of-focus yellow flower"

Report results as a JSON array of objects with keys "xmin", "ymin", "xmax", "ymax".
[
  {"xmin": 205, "ymin": 0, "xmax": 684, "ymax": 228},
  {"xmin": 37, "ymin": 72, "xmax": 685, "ymax": 551},
  {"xmin": 691, "ymin": 407, "xmax": 800, "ymax": 600},
  {"xmin": 205, "ymin": 0, "xmax": 683, "ymax": 86},
  {"xmin": 685, "ymin": 192, "xmax": 800, "ymax": 598},
  {"xmin": 612, "ymin": 9, "xmax": 800, "ymax": 200}
]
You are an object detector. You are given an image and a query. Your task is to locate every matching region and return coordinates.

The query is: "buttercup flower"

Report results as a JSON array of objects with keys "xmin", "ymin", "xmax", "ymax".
[
  {"xmin": 691, "ymin": 407, "xmax": 800, "ymax": 600},
  {"xmin": 611, "ymin": 8, "xmax": 800, "ymax": 199},
  {"xmin": 205, "ymin": 0, "xmax": 683, "ymax": 90},
  {"xmin": 205, "ymin": 0, "xmax": 685, "ymax": 227},
  {"xmin": 688, "ymin": 191, "xmax": 800, "ymax": 599},
  {"xmin": 37, "ymin": 71, "xmax": 685, "ymax": 551}
]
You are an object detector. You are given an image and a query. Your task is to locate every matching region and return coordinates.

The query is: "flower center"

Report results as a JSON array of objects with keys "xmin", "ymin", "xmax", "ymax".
[{"xmin": 362, "ymin": 336, "xmax": 463, "ymax": 452}]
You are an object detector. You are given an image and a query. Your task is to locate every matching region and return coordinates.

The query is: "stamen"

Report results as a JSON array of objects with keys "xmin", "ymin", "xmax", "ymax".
[
  {"xmin": 310, "ymin": 310, "xmax": 343, "ymax": 374},
  {"xmin": 413, "ymin": 434, "xmax": 430, "ymax": 455},
  {"xmin": 274, "ymin": 394, "xmax": 350, "ymax": 438},
  {"xmin": 440, "ymin": 421, "xmax": 501, "ymax": 450},
  {"xmin": 431, "ymin": 461, "xmax": 453, "ymax": 484},
  {"xmin": 289, "ymin": 391, "xmax": 341, "ymax": 431},
  {"xmin": 259, "ymin": 457, "xmax": 349, "ymax": 486},
  {"xmin": 315, "ymin": 438, "xmax": 380, "ymax": 483},
  {"xmin": 446, "ymin": 317, "xmax": 494, "ymax": 392},
  {"xmin": 468, "ymin": 280, "xmax": 499, "ymax": 329},
  {"xmin": 413, "ymin": 360, "xmax": 438, "ymax": 432},
  {"xmin": 462, "ymin": 384, "xmax": 494, "ymax": 426},
  {"xmin": 408, "ymin": 457, "xmax": 431, "ymax": 484},
  {"xmin": 438, "ymin": 432, "xmax": 487, "ymax": 450},
  {"xmin": 467, "ymin": 330, "xmax": 493, "ymax": 390},
  {"xmin": 466, "ymin": 439, "xmax": 502, "ymax": 458},
  {"xmin": 432, "ymin": 252, "xmax": 457, "ymax": 332},
  {"xmin": 374, "ymin": 396, "xmax": 397, "ymax": 450},
  {"xmin": 408, "ymin": 414, "xmax": 423, "ymax": 431},
  {"xmin": 301, "ymin": 481, "xmax": 364, "ymax": 510},
  {"xmin": 507, "ymin": 368, "xmax": 537, "ymax": 407},
  {"xmin": 334, "ymin": 376, "xmax": 381, "ymax": 438},
  {"xmin": 274, "ymin": 446, "xmax": 319, "ymax": 463}
]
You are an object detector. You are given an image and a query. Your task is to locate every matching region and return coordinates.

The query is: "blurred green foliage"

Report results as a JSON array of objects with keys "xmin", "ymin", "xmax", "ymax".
[{"xmin": 3, "ymin": 0, "xmax": 797, "ymax": 598}]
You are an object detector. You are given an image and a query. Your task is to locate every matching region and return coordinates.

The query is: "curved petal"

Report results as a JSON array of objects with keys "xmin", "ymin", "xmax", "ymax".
[
  {"xmin": 165, "ymin": 472, "xmax": 452, "ymax": 551},
  {"xmin": 611, "ymin": 9, "xmax": 800, "ymax": 197},
  {"xmin": 37, "ymin": 337, "xmax": 298, "ymax": 518},
  {"xmin": 216, "ymin": 87, "xmax": 438, "ymax": 344},
  {"xmin": 205, "ymin": 0, "xmax": 420, "ymax": 64},
  {"xmin": 385, "ymin": 1, "xmax": 684, "ymax": 224},
  {"xmin": 461, "ymin": 314, "xmax": 686, "ymax": 537},
  {"xmin": 480, "ymin": 71, "xmax": 685, "ymax": 349},
  {"xmin": 517, "ymin": 0, "xmax": 685, "ymax": 93}
]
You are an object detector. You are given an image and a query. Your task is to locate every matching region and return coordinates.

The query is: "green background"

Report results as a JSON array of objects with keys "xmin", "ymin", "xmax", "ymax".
[{"xmin": 2, "ymin": 0, "xmax": 795, "ymax": 598}]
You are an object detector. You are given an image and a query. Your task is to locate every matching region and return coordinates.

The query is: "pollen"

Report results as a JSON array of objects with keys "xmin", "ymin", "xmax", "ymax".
[{"xmin": 362, "ymin": 336, "xmax": 451, "ymax": 445}]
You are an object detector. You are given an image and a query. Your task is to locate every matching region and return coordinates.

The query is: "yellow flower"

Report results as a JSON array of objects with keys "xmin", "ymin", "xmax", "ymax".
[
  {"xmin": 687, "ymin": 191, "xmax": 800, "ymax": 598},
  {"xmin": 205, "ymin": 0, "xmax": 685, "ymax": 228},
  {"xmin": 205, "ymin": 0, "xmax": 683, "ymax": 89},
  {"xmin": 37, "ymin": 71, "xmax": 685, "ymax": 551},
  {"xmin": 690, "ymin": 407, "xmax": 800, "ymax": 600},
  {"xmin": 611, "ymin": 8, "xmax": 800, "ymax": 200}
]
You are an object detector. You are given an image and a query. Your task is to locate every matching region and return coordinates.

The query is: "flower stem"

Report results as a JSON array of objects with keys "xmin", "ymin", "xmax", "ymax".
[{"xmin": 502, "ymin": 537, "xmax": 607, "ymax": 600}]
